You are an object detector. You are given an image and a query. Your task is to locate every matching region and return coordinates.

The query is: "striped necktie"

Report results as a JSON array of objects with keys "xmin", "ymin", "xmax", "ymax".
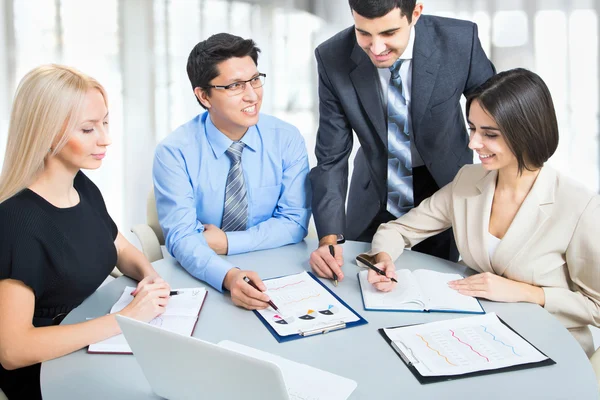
[
  {"xmin": 386, "ymin": 58, "xmax": 414, "ymax": 217},
  {"xmin": 221, "ymin": 141, "xmax": 248, "ymax": 232}
]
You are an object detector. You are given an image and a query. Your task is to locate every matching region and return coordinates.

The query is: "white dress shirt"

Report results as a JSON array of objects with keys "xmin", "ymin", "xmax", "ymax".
[{"xmin": 377, "ymin": 26, "xmax": 424, "ymax": 167}]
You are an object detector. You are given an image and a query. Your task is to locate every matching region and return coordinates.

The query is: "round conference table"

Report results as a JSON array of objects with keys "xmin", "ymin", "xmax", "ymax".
[{"xmin": 41, "ymin": 240, "xmax": 598, "ymax": 399}]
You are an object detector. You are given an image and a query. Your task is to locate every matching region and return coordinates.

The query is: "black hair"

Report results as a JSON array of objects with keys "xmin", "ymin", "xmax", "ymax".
[
  {"xmin": 348, "ymin": 0, "xmax": 417, "ymax": 23},
  {"xmin": 187, "ymin": 33, "xmax": 261, "ymax": 109}
]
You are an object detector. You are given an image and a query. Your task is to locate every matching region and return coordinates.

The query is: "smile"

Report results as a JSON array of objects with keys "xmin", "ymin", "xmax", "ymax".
[
  {"xmin": 242, "ymin": 105, "xmax": 256, "ymax": 113},
  {"xmin": 479, "ymin": 153, "xmax": 495, "ymax": 159}
]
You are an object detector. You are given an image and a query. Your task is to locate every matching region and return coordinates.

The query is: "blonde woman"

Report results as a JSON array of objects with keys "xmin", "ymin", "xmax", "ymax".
[{"xmin": 0, "ymin": 65, "xmax": 170, "ymax": 399}]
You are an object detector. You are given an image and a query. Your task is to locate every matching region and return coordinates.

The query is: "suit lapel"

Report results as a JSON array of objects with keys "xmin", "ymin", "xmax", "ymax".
[
  {"xmin": 465, "ymin": 170, "xmax": 497, "ymax": 273},
  {"xmin": 411, "ymin": 19, "xmax": 441, "ymax": 135},
  {"xmin": 491, "ymin": 167, "xmax": 555, "ymax": 276},
  {"xmin": 350, "ymin": 43, "xmax": 387, "ymax": 146}
]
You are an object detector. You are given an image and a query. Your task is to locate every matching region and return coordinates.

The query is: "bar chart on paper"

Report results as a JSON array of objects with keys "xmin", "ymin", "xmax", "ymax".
[{"xmin": 383, "ymin": 313, "xmax": 549, "ymax": 376}]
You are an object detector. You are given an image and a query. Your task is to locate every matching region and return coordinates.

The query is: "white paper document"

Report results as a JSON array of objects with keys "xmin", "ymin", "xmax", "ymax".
[
  {"xmin": 358, "ymin": 269, "xmax": 484, "ymax": 313},
  {"xmin": 383, "ymin": 313, "xmax": 549, "ymax": 376},
  {"xmin": 257, "ymin": 271, "xmax": 359, "ymax": 337},
  {"xmin": 89, "ymin": 286, "xmax": 207, "ymax": 353},
  {"xmin": 218, "ymin": 340, "xmax": 357, "ymax": 400}
]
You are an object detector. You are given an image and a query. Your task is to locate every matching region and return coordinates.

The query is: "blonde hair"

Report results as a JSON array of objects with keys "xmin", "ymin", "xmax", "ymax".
[{"xmin": 0, "ymin": 64, "xmax": 107, "ymax": 203}]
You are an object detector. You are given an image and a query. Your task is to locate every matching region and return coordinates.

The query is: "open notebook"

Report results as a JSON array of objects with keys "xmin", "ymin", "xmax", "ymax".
[
  {"xmin": 358, "ymin": 269, "xmax": 484, "ymax": 314},
  {"xmin": 88, "ymin": 286, "xmax": 207, "ymax": 354}
]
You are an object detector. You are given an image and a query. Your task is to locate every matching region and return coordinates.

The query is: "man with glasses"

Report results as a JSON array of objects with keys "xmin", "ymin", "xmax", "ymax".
[{"xmin": 153, "ymin": 33, "xmax": 311, "ymax": 310}]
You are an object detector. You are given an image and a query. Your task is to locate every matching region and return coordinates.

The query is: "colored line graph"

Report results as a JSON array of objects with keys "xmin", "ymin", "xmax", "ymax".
[
  {"xmin": 416, "ymin": 334, "xmax": 456, "ymax": 366},
  {"xmin": 450, "ymin": 329, "xmax": 489, "ymax": 362},
  {"xmin": 481, "ymin": 325, "xmax": 520, "ymax": 356},
  {"xmin": 283, "ymin": 293, "xmax": 321, "ymax": 305},
  {"xmin": 269, "ymin": 280, "xmax": 306, "ymax": 291}
]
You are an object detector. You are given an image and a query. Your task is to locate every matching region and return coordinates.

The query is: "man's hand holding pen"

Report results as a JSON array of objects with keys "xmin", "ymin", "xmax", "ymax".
[
  {"xmin": 223, "ymin": 269, "xmax": 272, "ymax": 310},
  {"xmin": 309, "ymin": 240, "xmax": 344, "ymax": 284}
]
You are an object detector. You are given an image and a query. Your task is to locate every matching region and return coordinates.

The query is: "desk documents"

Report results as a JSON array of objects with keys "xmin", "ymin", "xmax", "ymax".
[
  {"xmin": 381, "ymin": 313, "xmax": 552, "ymax": 381},
  {"xmin": 358, "ymin": 269, "xmax": 484, "ymax": 313},
  {"xmin": 218, "ymin": 340, "xmax": 357, "ymax": 400},
  {"xmin": 88, "ymin": 286, "xmax": 207, "ymax": 354},
  {"xmin": 256, "ymin": 271, "xmax": 363, "ymax": 339}
]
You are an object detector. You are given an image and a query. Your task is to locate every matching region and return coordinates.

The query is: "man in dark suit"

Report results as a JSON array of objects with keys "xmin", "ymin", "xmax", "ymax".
[{"xmin": 309, "ymin": 0, "xmax": 495, "ymax": 282}]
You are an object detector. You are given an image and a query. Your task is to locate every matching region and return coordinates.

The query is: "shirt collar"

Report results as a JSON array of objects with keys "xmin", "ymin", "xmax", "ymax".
[
  {"xmin": 204, "ymin": 112, "xmax": 259, "ymax": 158},
  {"xmin": 400, "ymin": 25, "xmax": 416, "ymax": 61}
]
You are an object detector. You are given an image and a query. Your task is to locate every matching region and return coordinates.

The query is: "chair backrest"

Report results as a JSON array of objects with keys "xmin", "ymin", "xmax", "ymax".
[{"xmin": 147, "ymin": 189, "xmax": 165, "ymax": 245}]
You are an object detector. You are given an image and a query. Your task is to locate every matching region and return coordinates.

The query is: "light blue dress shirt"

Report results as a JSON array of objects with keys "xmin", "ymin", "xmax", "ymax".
[{"xmin": 153, "ymin": 112, "xmax": 311, "ymax": 291}]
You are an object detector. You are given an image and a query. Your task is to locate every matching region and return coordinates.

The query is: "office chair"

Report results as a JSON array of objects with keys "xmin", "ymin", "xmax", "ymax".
[{"xmin": 130, "ymin": 189, "xmax": 164, "ymax": 263}]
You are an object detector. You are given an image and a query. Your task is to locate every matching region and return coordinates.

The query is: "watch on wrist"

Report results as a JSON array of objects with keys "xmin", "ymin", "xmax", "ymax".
[{"xmin": 336, "ymin": 234, "xmax": 345, "ymax": 244}]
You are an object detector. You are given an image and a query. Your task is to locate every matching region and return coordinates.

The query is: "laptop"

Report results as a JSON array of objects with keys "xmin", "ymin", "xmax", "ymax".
[{"xmin": 116, "ymin": 315, "xmax": 290, "ymax": 400}]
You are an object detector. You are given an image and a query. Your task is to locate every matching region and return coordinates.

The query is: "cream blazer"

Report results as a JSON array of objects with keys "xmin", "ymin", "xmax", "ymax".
[{"xmin": 370, "ymin": 164, "xmax": 600, "ymax": 356}]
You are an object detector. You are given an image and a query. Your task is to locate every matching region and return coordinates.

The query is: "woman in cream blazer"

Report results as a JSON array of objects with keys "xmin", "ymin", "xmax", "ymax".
[{"xmin": 366, "ymin": 68, "xmax": 600, "ymax": 356}]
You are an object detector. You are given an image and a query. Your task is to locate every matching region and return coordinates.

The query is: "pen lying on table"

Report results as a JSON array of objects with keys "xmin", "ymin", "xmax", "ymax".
[{"xmin": 356, "ymin": 255, "xmax": 398, "ymax": 283}]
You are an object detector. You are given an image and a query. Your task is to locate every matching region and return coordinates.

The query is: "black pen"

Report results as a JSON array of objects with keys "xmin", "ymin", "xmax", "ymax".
[
  {"xmin": 328, "ymin": 245, "xmax": 339, "ymax": 287},
  {"xmin": 243, "ymin": 276, "xmax": 279, "ymax": 311},
  {"xmin": 356, "ymin": 255, "xmax": 398, "ymax": 283},
  {"xmin": 169, "ymin": 290, "xmax": 181, "ymax": 296}
]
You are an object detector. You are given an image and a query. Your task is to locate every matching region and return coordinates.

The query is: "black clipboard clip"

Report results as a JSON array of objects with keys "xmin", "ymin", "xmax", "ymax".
[{"xmin": 298, "ymin": 321, "xmax": 347, "ymax": 336}]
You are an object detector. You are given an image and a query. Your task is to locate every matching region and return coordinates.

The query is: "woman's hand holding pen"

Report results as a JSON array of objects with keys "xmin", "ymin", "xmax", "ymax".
[
  {"xmin": 119, "ymin": 280, "xmax": 171, "ymax": 322},
  {"xmin": 367, "ymin": 252, "xmax": 398, "ymax": 292},
  {"xmin": 309, "ymin": 243, "xmax": 344, "ymax": 282},
  {"xmin": 223, "ymin": 269, "xmax": 271, "ymax": 310}
]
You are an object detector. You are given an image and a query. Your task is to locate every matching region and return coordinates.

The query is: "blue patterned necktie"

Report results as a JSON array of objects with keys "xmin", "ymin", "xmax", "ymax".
[
  {"xmin": 386, "ymin": 58, "xmax": 414, "ymax": 217},
  {"xmin": 221, "ymin": 141, "xmax": 248, "ymax": 232}
]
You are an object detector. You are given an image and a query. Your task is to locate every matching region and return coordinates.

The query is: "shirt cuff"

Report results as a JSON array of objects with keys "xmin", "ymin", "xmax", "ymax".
[
  {"xmin": 541, "ymin": 287, "xmax": 560, "ymax": 313},
  {"xmin": 204, "ymin": 254, "xmax": 234, "ymax": 293},
  {"xmin": 225, "ymin": 231, "xmax": 253, "ymax": 255}
]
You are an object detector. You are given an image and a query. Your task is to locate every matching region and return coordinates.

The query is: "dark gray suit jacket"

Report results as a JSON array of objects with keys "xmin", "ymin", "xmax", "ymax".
[{"xmin": 310, "ymin": 15, "xmax": 495, "ymax": 240}]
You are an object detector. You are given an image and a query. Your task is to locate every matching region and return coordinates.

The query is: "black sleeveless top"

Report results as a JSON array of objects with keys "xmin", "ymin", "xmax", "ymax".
[{"xmin": 0, "ymin": 171, "xmax": 118, "ymax": 399}]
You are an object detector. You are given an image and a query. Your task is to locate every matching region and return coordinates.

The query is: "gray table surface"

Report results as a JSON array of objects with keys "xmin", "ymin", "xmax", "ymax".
[{"xmin": 41, "ymin": 240, "xmax": 598, "ymax": 399}]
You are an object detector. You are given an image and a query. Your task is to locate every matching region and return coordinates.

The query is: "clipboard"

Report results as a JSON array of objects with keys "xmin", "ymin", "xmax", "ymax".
[
  {"xmin": 252, "ymin": 271, "xmax": 367, "ymax": 343},
  {"xmin": 379, "ymin": 316, "xmax": 555, "ymax": 384}
]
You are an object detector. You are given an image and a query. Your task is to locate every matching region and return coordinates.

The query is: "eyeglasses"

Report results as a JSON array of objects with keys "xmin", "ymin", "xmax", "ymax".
[{"xmin": 204, "ymin": 73, "xmax": 266, "ymax": 96}]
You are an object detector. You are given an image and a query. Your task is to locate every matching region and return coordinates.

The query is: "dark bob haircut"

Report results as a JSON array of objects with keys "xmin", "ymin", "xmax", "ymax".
[
  {"xmin": 466, "ymin": 68, "xmax": 559, "ymax": 174},
  {"xmin": 186, "ymin": 33, "xmax": 261, "ymax": 109},
  {"xmin": 349, "ymin": 0, "xmax": 417, "ymax": 23}
]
